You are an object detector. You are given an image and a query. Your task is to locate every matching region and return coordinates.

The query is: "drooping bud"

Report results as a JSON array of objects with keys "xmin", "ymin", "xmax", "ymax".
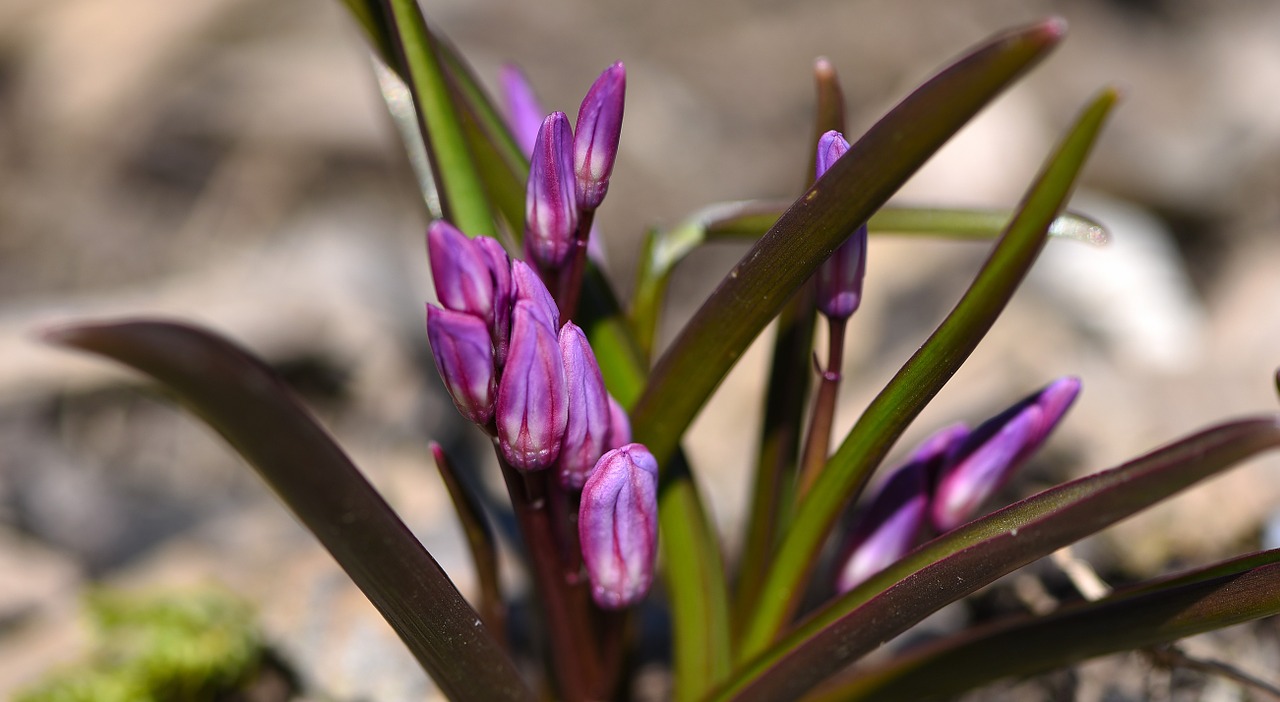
[
  {"xmin": 498, "ymin": 63, "xmax": 545, "ymax": 157},
  {"xmin": 426, "ymin": 305, "xmax": 496, "ymax": 425},
  {"xmin": 427, "ymin": 220, "xmax": 494, "ymax": 322},
  {"xmin": 605, "ymin": 393, "xmax": 631, "ymax": 449},
  {"xmin": 511, "ymin": 259, "xmax": 560, "ymax": 329},
  {"xmin": 931, "ymin": 377, "xmax": 1081, "ymax": 532},
  {"xmin": 556, "ymin": 323, "xmax": 612, "ymax": 489},
  {"xmin": 835, "ymin": 423, "xmax": 966, "ymax": 593},
  {"xmin": 474, "ymin": 236, "xmax": 513, "ymax": 365},
  {"xmin": 525, "ymin": 112, "xmax": 578, "ymax": 272},
  {"xmin": 496, "ymin": 300, "xmax": 569, "ymax": 470},
  {"xmin": 813, "ymin": 130, "xmax": 867, "ymax": 320},
  {"xmin": 579, "ymin": 443, "xmax": 658, "ymax": 609},
  {"xmin": 574, "ymin": 62, "xmax": 626, "ymax": 211}
]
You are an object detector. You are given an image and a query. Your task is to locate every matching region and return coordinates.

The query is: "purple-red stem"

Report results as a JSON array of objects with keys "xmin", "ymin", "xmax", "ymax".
[
  {"xmin": 557, "ymin": 208, "xmax": 596, "ymax": 324},
  {"xmin": 797, "ymin": 316, "xmax": 848, "ymax": 499}
]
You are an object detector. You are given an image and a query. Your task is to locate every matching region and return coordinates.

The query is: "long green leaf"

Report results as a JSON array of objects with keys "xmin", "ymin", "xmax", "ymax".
[
  {"xmin": 811, "ymin": 550, "xmax": 1280, "ymax": 701},
  {"xmin": 629, "ymin": 19, "xmax": 1067, "ymax": 469},
  {"xmin": 43, "ymin": 320, "xmax": 534, "ymax": 702},
  {"xmin": 379, "ymin": 0, "xmax": 493, "ymax": 235},
  {"xmin": 738, "ymin": 87, "xmax": 1117, "ymax": 660},
  {"xmin": 712, "ymin": 416, "xmax": 1280, "ymax": 701}
]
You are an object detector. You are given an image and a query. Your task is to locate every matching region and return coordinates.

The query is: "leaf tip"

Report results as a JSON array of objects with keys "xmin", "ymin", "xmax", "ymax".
[{"xmin": 1036, "ymin": 16, "xmax": 1069, "ymax": 43}]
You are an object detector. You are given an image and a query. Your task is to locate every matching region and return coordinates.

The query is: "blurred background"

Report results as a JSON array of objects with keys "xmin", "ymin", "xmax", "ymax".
[{"xmin": 1, "ymin": 0, "xmax": 1278, "ymax": 698}]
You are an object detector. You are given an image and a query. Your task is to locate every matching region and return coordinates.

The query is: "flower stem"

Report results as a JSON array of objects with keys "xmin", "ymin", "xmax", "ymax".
[
  {"xmin": 796, "ymin": 316, "xmax": 847, "ymax": 499},
  {"xmin": 557, "ymin": 209, "xmax": 596, "ymax": 323}
]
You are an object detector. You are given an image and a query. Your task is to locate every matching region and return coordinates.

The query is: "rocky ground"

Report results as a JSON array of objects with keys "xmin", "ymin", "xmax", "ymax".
[{"xmin": 1, "ymin": 0, "xmax": 1279, "ymax": 699}]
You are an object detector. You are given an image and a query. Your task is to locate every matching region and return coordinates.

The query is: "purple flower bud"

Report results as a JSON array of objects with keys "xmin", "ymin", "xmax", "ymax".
[
  {"xmin": 525, "ymin": 112, "xmax": 578, "ymax": 272},
  {"xmin": 574, "ymin": 62, "xmax": 626, "ymax": 211},
  {"xmin": 496, "ymin": 300, "xmax": 568, "ymax": 470},
  {"xmin": 836, "ymin": 423, "xmax": 967, "ymax": 593},
  {"xmin": 813, "ymin": 131, "xmax": 867, "ymax": 320},
  {"xmin": 931, "ymin": 377, "xmax": 1081, "ymax": 531},
  {"xmin": 474, "ymin": 236, "xmax": 513, "ymax": 365},
  {"xmin": 579, "ymin": 443, "xmax": 658, "ymax": 609},
  {"xmin": 428, "ymin": 220, "xmax": 494, "ymax": 321},
  {"xmin": 605, "ymin": 393, "xmax": 631, "ymax": 449},
  {"xmin": 498, "ymin": 63, "xmax": 545, "ymax": 157},
  {"xmin": 511, "ymin": 259, "xmax": 560, "ymax": 329},
  {"xmin": 426, "ymin": 305, "xmax": 496, "ymax": 425},
  {"xmin": 557, "ymin": 323, "xmax": 612, "ymax": 489}
]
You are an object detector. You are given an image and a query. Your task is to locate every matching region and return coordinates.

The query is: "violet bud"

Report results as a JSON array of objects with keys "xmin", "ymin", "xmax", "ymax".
[
  {"xmin": 525, "ymin": 112, "xmax": 578, "ymax": 272},
  {"xmin": 426, "ymin": 305, "xmax": 496, "ymax": 425},
  {"xmin": 931, "ymin": 377, "xmax": 1081, "ymax": 532},
  {"xmin": 574, "ymin": 62, "xmax": 626, "ymax": 211},
  {"xmin": 498, "ymin": 63, "xmax": 545, "ymax": 157},
  {"xmin": 557, "ymin": 323, "xmax": 612, "ymax": 489},
  {"xmin": 605, "ymin": 393, "xmax": 631, "ymax": 449},
  {"xmin": 579, "ymin": 443, "xmax": 658, "ymax": 609},
  {"xmin": 496, "ymin": 300, "xmax": 568, "ymax": 470},
  {"xmin": 427, "ymin": 220, "xmax": 494, "ymax": 322},
  {"xmin": 813, "ymin": 131, "xmax": 867, "ymax": 320},
  {"xmin": 835, "ymin": 423, "xmax": 967, "ymax": 593},
  {"xmin": 511, "ymin": 259, "xmax": 560, "ymax": 330},
  {"xmin": 474, "ymin": 236, "xmax": 513, "ymax": 365}
]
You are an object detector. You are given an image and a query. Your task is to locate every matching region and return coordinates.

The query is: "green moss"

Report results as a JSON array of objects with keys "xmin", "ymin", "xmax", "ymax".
[{"xmin": 17, "ymin": 585, "xmax": 265, "ymax": 702}]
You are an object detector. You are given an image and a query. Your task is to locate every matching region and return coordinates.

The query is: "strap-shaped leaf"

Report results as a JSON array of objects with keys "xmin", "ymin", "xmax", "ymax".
[
  {"xmin": 811, "ymin": 549, "xmax": 1280, "ymax": 701},
  {"xmin": 629, "ymin": 19, "xmax": 1066, "ymax": 469},
  {"xmin": 737, "ymin": 87, "xmax": 1117, "ymax": 660},
  {"xmin": 44, "ymin": 320, "xmax": 534, "ymax": 702},
  {"xmin": 711, "ymin": 416, "xmax": 1280, "ymax": 701}
]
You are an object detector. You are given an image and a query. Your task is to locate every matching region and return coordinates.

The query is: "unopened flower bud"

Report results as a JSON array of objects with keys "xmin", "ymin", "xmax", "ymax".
[
  {"xmin": 426, "ymin": 305, "xmax": 496, "ymax": 425},
  {"xmin": 525, "ymin": 112, "xmax": 578, "ymax": 272},
  {"xmin": 574, "ymin": 62, "xmax": 625, "ymax": 211},
  {"xmin": 813, "ymin": 130, "xmax": 867, "ymax": 320},
  {"xmin": 498, "ymin": 63, "xmax": 545, "ymax": 157},
  {"xmin": 557, "ymin": 323, "xmax": 611, "ymax": 489},
  {"xmin": 579, "ymin": 443, "xmax": 658, "ymax": 609},
  {"xmin": 496, "ymin": 300, "xmax": 568, "ymax": 470},
  {"xmin": 428, "ymin": 220, "xmax": 494, "ymax": 321},
  {"xmin": 474, "ymin": 236, "xmax": 513, "ymax": 365},
  {"xmin": 511, "ymin": 259, "xmax": 560, "ymax": 329},
  {"xmin": 931, "ymin": 377, "xmax": 1081, "ymax": 531},
  {"xmin": 605, "ymin": 393, "xmax": 631, "ymax": 449},
  {"xmin": 836, "ymin": 423, "xmax": 966, "ymax": 593}
]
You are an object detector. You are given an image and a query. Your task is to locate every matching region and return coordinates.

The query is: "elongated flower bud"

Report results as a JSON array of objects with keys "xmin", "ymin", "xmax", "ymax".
[
  {"xmin": 525, "ymin": 112, "xmax": 578, "ymax": 272},
  {"xmin": 931, "ymin": 377, "xmax": 1081, "ymax": 531},
  {"xmin": 496, "ymin": 300, "xmax": 568, "ymax": 470},
  {"xmin": 499, "ymin": 63, "xmax": 545, "ymax": 157},
  {"xmin": 836, "ymin": 423, "xmax": 967, "ymax": 593},
  {"xmin": 474, "ymin": 236, "xmax": 513, "ymax": 365},
  {"xmin": 579, "ymin": 443, "xmax": 658, "ymax": 609},
  {"xmin": 511, "ymin": 259, "xmax": 560, "ymax": 330},
  {"xmin": 813, "ymin": 131, "xmax": 867, "ymax": 320},
  {"xmin": 428, "ymin": 220, "xmax": 494, "ymax": 322},
  {"xmin": 574, "ymin": 62, "xmax": 625, "ymax": 211},
  {"xmin": 426, "ymin": 305, "xmax": 495, "ymax": 425},
  {"xmin": 605, "ymin": 393, "xmax": 631, "ymax": 449},
  {"xmin": 557, "ymin": 323, "xmax": 611, "ymax": 489}
]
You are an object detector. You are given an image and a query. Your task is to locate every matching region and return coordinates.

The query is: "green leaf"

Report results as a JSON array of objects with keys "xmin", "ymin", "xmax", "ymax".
[
  {"xmin": 43, "ymin": 320, "xmax": 534, "ymax": 702},
  {"xmin": 811, "ymin": 550, "xmax": 1280, "ymax": 701},
  {"xmin": 378, "ymin": 0, "xmax": 494, "ymax": 235},
  {"xmin": 629, "ymin": 19, "xmax": 1068, "ymax": 470},
  {"xmin": 713, "ymin": 416, "xmax": 1280, "ymax": 701},
  {"xmin": 737, "ymin": 86, "xmax": 1117, "ymax": 661}
]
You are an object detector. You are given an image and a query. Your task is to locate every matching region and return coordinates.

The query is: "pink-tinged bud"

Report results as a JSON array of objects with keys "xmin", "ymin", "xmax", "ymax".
[
  {"xmin": 835, "ymin": 423, "xmax": 966, "ymax": 593},
  {"xmin": 579, "ymin": 443, "xmax": 658, "ymax": 609},
  {"xmin": 496, "ymin": 300, "xmax": 569, "ymax": 470},
  {"xmin": 574, "ymin": 62, "xmax": 626, "ymax": 211},
  {"xmin": 474, "ymin": 236, "xmax": 513, "ymax": 365},
  {"xmin": 511, "ymin": 259, "xmax": 560, "ymax": 329},
  {"xmin": 605, "ymin": 393, "xmax": 631, "ymax": 449},
  {"xmin": 813, "ymin": 131, "xmax": 867, "ymax": 320},
  {"xmin": 426, "ymin": 305, "xmax": 496, "ymax": 425},
  {"xmin": 428, "ymin": 220, "xmax": 494, "ymax": 321},
  {"xmin": 498, "ymin": 63, "xmax": 545, "ymax": 157},
  {"xmin": 556, "ymin": 323, "xmax": 612, "ymax": 489},
  {"xmin": 525, "ymin": 112, "xmax": 578, "ymax": 272},
  {"xmin": 931, "ymin": 378, "xmax": 1081, "ymax": 531}
]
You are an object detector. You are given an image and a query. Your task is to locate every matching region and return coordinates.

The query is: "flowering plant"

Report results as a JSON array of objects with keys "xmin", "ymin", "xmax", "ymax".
[{"xmin": 42, "ymin": 4, "xmax": 1280, "ymax": 701}]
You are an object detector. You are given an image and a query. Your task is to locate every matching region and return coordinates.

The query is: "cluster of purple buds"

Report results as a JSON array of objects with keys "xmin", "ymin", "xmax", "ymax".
[
  {"xmin": 503, "ymin": 63, "xmax": 625, "ymax": 275},
  {"xmin": 836, "ymin": 377, "xmax": 1080, "ymax": 592},
  {"xmin": 425, "ymin": 217, "xmax": 656, "ymax": 609},
  {"xmin": 813, "ymin": 130, "xmax": 867, "ymax": 321}
]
